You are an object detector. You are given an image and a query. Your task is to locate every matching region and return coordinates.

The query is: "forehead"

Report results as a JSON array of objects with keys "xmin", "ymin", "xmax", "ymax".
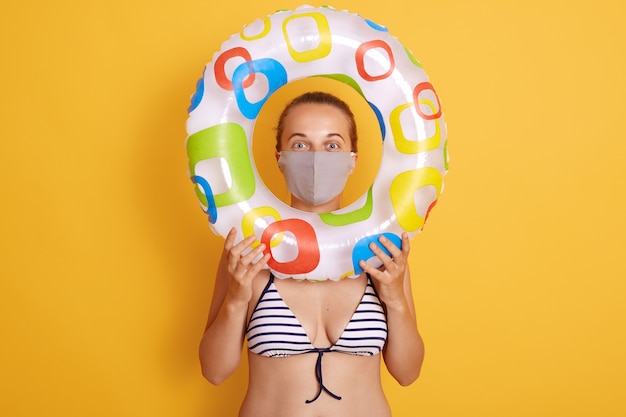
[{"xmin": 282, "ymin": 103, "xmax": 351, "ymax": 130}]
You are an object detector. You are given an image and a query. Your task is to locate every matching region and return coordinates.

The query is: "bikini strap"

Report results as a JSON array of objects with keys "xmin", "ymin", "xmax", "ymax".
[
  {"xmin": 305, "ymin": 348, "xmax": 342, "ymax": 403},
  {"xmin": 245, "ymin": 272, "xmax": 275, "ymax": 333}
]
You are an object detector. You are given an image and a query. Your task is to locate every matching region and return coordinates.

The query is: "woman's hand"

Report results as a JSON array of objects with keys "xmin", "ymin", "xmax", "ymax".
[
  {"xmin": 359, "ymin": 232, "xmax": 424, "ymax": 385},
  {"xmin": 223, "ymin": 227, "xmax": 270, "ymax": 306},
  {"xmin": 358, "ymin": 232, "xmax": 410, "ymax": 308},
  {"xmin": 200, "ymin": 228, "xmax": 270, "ymax": 385}
]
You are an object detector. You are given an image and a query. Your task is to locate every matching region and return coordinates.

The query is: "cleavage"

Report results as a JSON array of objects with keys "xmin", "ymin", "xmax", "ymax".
[{"xmin": 273, "ymin": 275, "xmax": 367, "ymax": 348}]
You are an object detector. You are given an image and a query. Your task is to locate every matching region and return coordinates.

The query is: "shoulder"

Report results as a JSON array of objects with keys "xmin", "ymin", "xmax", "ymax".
[{"xmin": 249, "ymin": 269, "xmax": 272, "ymax": 301}]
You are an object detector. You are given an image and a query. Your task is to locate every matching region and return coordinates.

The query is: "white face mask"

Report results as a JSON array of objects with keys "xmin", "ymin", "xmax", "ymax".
[{"xmin": 277, "ymin": 151, "xmax": 356, "ymax": 206}]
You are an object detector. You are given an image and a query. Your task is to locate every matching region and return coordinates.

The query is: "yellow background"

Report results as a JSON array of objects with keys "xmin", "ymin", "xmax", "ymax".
[{"xmin": 1, "ymin": 0, "xmax": 625, "ymax": 416}]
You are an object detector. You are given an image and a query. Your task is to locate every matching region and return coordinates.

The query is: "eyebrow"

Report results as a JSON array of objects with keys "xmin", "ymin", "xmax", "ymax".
[{"xmin": 287, "ymin": 133, "xmax": 346, "ymax": 141}]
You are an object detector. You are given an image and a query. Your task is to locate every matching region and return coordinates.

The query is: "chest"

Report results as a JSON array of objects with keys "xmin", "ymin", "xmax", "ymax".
[{"xmin": 271, "ymin": 276, "xmax": 368, "ymax": 347}]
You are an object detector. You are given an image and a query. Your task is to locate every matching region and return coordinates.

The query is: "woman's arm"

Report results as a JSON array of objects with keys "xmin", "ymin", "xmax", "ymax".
[
  {"xmin": 359, "ymin": 233, "xmax": 425, "ymax": 386},
  {"xmin": 199, "ymin": 228, "xmax": 270, "ymax": 385},
  {"xmin": 380, "ymin": 266, "xmax": 424, "ymax": 385}
]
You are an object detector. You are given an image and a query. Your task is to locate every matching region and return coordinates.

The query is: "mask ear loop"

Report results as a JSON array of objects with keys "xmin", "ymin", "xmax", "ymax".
[{"xmin": 349, "ymin": 152, "xmax": 357, "ymax": 172}]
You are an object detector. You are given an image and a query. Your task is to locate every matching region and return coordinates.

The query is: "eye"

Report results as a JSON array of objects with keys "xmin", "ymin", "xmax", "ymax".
[
  {"xmin": 326, "ymin": 142, "xmax": 340, "ymax": 151},
  {"xmin": 292, "ymin": 141, "xmax": 308, "ymax": 151}
]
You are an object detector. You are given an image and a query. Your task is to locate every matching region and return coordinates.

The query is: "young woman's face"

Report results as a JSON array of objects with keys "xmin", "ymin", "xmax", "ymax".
[
  {"xmin": 278, "ymin": 103, "xmax": 353, "ymax": 152},
  {"xmin": 276, "ymin": 102, "xmax": 358, "ymax": 212}
]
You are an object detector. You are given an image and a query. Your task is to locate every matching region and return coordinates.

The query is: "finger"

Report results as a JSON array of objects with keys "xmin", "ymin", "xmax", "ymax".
[
  {"xmin": 241, "ymin": 243, "xmax": 267, "ymax": 265},
  {"xmin": 379, "ymin": 234, "xmax": 409, "ymax": 270},
  {"xmin": 223, "ymin": 227, "xmax": 238, "ymax": 251},
  {"xmin": 369, "ymin": 240, "xmax": 394, "ymax": 269},
  {"xmin": 401, "ymin": 232, "xmax": 410, "ymax": 257},
  {"xmin": 359, "ymin": 259, "xmax": 382, "ymax": 279},
  {"xmin": 378, "ymin": 235, "xmax": 403, "ymax": 259},
  {"xmin": 228, "ymin": 235, "xmax": 258, "ymax": 273},
  {"xmin": 236, "ymin": 238, "xmax": 266, "ymax": 264},
  {"xmin": 233, "ymin": 247, "xmax": 270, "ymax": 283},
  {"xmin": 229, "ymin": 235, "xmax": 257, "ymax": 258},
  {"xmin": 249, "ymin": 252, "xmax": 271, "ymax": 275}
]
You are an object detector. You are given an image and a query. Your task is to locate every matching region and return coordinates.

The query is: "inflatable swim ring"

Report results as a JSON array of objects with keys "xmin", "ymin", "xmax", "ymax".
[{"xmin": 186, "ymin": 5, "xmax": 448, "ymax": 281}]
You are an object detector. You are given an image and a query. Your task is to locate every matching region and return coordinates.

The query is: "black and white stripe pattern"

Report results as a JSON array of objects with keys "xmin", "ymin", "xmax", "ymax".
[{"xmin": 246, "ymin": 276, "xmax": 387, "ymax": 357}]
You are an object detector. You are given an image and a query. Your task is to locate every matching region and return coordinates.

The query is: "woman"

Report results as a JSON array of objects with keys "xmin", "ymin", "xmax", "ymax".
[{"xmin": 199, "ymin": 92, "xmax": 424, "ymax": 417}]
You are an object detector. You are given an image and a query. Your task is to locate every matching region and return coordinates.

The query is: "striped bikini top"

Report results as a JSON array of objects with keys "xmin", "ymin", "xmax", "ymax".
[{"xmin": 246, "ymin": 273, "xmax": 388, "ymax": 403}]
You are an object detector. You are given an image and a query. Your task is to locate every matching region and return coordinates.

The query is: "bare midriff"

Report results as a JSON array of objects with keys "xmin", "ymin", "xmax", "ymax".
[{"xmin": 239, "ymin": 352, "xmax": 392, "ymax": 417}]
